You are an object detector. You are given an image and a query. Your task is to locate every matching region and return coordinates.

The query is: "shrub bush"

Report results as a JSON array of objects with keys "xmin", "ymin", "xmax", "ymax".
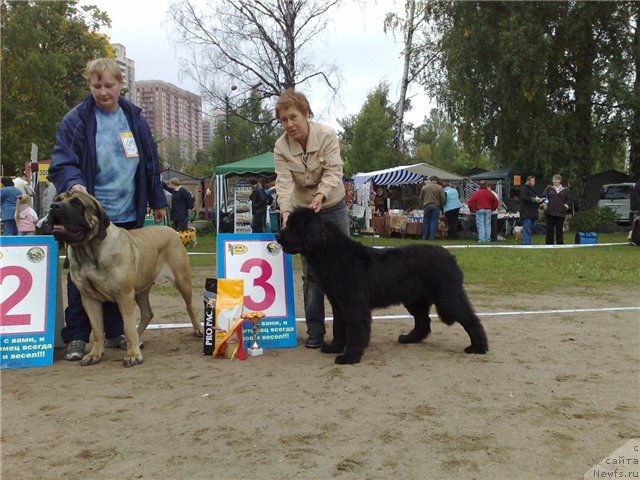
[{"xmin": 570, "ymin": 207, "xmax": 617, "ymax": 232}]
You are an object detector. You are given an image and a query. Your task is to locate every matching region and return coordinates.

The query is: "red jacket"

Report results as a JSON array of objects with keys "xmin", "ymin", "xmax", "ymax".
[{"xmin": 468, "ymin": 187, "xmax": 499, "ymax": 212}]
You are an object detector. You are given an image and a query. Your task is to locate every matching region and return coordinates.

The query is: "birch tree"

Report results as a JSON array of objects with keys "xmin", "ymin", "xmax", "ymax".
[
  {"xmin": 169, "ymin": 0, "xmax": 342, "ymax": 119},
  {"xmin": 384, "ymin": 0, "xmax": 437, "ymax": 154}
]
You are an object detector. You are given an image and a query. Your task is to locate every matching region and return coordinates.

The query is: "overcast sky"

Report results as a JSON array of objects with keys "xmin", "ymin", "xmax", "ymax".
[{"xmin": 82, "ymin": 0, "xmax": 434, "ymax": 130}]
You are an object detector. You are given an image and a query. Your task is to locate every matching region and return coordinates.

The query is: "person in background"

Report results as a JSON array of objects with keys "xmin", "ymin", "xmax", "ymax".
[
  {"xmin": 13, "ymin": 171, "xmax": 34, "ymax": 199},
  {"xmin": 274, "ymin": 88, "xmax": 349, "ymax": 349},
  {"xmin": 163, "ymin": 177, "xmax": 194, "ymax": 231},
  {"xmin": 467, "ymin": 180, "xmax": 499, "ymax": 243},
  {"xmin": 419, "ymin": 176, "xmax": 445, "ymax": 240},
  {"xmin": 15, "ymin": 195, "xmax": 38, "ymax": 235},
  {"xmin": 441, "ymin": 180, "xmax": 461, "ymax": 239},
  {"xmin": 49, "ymin": 57, "xmax": 167, "ymax": 361},
  {"xmin": 487, "ymin": 184, "xmax": 501, "ymax": 241},
  {"xmin": 374, "ymin": 187, "xmax": 387, "ymax": 214},
  {"xmin": 249, "ymin": 178, "xmax": 270, "ymax": 233},
  {"xmin": 519, "ymin": 176, "xmax": 542, "ymax": 245},
  {"xmin": 541, "ymin": 174, "xmax": 571, "ymax": 245},
  {"xmin": 1, "ymin": 177, "xmax": 21, "ymax": 235}
]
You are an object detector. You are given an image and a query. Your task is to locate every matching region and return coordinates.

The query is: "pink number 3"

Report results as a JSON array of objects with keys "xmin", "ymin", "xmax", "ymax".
[
  {"xmin": 240, "ymin": 258, "xmax": 276, "ymax": 311},
  {"xmin": 0, "ymin": 266, "xmax": 33, "ymax": 326}
]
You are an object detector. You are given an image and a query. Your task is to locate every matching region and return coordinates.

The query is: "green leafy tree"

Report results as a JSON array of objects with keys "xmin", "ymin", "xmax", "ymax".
[
  {"xmin": 417, "ymin": 1, "xmax": 635, "ymax": 208},
  {"xmin": 412, "ymin": 108, "xmax": 491, "ymax": 173},
  {"xmin": 193, "ymin": 91, "xmax": 279, "ymax": 176},
  {"xmin": 630, "ymin": 3, "xmax": 640, "ymax": 180},
  {"xmin": 161, "ymin": 137, "xmax": 198, "ymax": 171},
  {"xmin": 1, "ymin": 0, "xmax": 110, "ymax": 174},
  {"xmin": 338, "ymin": 83, "xmax": 404, "ymax": 176}
]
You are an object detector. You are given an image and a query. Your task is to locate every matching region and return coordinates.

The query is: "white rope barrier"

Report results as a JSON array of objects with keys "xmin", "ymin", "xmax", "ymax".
[{"xmin": 146, "ymin": 305, "xmax": 640, "ymax": 329}]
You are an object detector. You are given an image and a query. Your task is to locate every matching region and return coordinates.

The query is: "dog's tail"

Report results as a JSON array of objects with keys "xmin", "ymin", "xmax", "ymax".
[{"xmin": 435, "ymin": 288, "xmax": 488, "ymax": 353}]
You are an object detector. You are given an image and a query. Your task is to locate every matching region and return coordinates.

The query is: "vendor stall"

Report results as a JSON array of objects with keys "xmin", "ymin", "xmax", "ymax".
[{"xmin": 352, "ymin": 163, "xmax": 464, "ymax": 238}]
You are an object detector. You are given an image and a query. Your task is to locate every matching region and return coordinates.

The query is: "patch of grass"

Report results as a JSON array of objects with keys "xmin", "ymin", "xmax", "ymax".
[{"xmin": 187, "ymin": 231, "xmax": 638, "ymax": 294}]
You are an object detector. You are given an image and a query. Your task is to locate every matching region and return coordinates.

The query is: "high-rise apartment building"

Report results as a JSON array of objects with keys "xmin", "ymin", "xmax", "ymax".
[
  {"xmin": 202, "ymin": 118, "xmax": 214, "ymax": 147},
  {"xmin": 111, "ymin": 43, "xmax": 136, "ymax": 104},
  {"xmin": 136, "ymin": 80, "xmax": 203, "ymax": 162}
]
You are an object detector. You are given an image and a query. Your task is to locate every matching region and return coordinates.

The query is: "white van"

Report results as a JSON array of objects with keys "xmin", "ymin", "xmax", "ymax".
[{"xmin": 597, "ymin": 183, "xmax": 634, "ymax": 224}]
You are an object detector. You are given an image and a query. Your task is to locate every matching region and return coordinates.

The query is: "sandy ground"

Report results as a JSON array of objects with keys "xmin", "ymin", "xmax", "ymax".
[{"xmin": 1, "ymin": 264, "xmax": 638, "ymax": 480}]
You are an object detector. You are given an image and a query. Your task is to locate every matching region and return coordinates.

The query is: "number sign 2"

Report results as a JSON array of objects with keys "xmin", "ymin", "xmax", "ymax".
[
  {"xmin": 217, "ymin": 233, "xmax": 297, "ymax": 349},
  {"xmin": 0, "ymin": 236, "xmax": 58, "ymax": 369}
]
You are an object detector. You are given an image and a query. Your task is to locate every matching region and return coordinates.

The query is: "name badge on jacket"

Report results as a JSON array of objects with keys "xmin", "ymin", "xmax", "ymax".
[{"xmin": 120, "ymin": 132, "xmax": 139, "ymax": 158}]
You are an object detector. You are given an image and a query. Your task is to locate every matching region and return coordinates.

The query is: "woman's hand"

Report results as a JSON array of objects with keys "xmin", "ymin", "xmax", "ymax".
[
  {"xmin": 281, "ymin": 211, "xmax": 290, "ymax": 228},
  {"xmin": 308, "ymin": 193, "xmax": 325, "ymax": 213},
  {"xmin": 153, "ymin": 208, "xmax": 166, "ymax": 223}
]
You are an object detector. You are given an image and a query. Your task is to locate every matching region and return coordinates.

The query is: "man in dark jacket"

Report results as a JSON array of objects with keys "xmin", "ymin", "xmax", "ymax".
[
  {"xmin": 249, "ymin": 178, "xmax": 271, "ymax": 233},
  {"xmin": 163, "ymin": 178, "xmax": 194, "ymax": 231},
  {"xmin": 49, "ymin": 58, "xmax": 167, "ymax": 361},
  {"xmin": 519, "ymin": 176, "xmax": 542, "ymax": 245}
]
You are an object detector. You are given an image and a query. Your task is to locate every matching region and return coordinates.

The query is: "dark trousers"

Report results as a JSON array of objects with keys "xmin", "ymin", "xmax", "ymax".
[
  {"xmin": 60, "ymin": 221, "xmax": 136, "ymax": 343},
  {"xmin": 251, "ymin": 210, "xmax": 267, "ymax": 233},
  {"xmin": 173, "ymin": 217, "xmax": 188, "ymax": 231},
  {"xmin": 444, "ymin": 208, "xmax": 460, "ymax": 239},
  {"xmin": 491, "ymin": 214, "xmax": 498, "ymax": 241},
  {"xmin": 545, "ymin": 215, "xmax": 565, "ymax": 244},
  {"xmin": 301, "ymin": 202, "xmax": 350, "ymax": 337}
]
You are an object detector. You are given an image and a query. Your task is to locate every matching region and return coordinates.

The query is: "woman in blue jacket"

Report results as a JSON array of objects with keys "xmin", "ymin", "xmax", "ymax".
[{"xmin": 49, "ymin": 58, "xmax": 167, "ymax": 361}]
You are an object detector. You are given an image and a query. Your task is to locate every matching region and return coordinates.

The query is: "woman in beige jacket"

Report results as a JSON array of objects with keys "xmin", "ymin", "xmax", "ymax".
[{"xmin": 274, "ymin": 89, "xmax": 349, "ymax": 349}]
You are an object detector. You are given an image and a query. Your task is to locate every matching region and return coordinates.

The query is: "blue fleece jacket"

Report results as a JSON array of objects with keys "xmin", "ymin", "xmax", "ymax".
[{"xmin": 50, "ymin": 94, "xmax": 166, "ymax": 227}]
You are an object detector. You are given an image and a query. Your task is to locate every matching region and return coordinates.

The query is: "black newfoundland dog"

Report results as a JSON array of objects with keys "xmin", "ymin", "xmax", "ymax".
[{"xmin": 276, "ymin": 208, "xmax": 488, "ymax": 365}]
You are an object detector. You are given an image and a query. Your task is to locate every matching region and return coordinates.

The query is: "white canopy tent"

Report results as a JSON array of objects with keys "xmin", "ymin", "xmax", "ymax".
[{"xmin": 351, "ymin": 163, "xmax": 464, "ymax": 186}]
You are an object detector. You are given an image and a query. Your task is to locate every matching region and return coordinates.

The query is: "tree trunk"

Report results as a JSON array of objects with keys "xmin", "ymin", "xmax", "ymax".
[
  {"xmin": 393, "ymin": 0, "xmax": 416, "ymax": 155},
  {"xmin": 570, "ymin": 10, "xmax": 597, "ymax": 211},
  {"xmin": 630, "ymin": 5, "xmax": 640, "ymax": 180}
]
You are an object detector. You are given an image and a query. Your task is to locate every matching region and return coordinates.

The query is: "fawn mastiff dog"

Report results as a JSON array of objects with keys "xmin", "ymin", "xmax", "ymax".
[
  {"xmin": 275, "ymin": 208, "xmax": 488, "ymax": 365},
  {"xmin": 49, "ymin": 190, "xmax": 202, "ymax": 367}
]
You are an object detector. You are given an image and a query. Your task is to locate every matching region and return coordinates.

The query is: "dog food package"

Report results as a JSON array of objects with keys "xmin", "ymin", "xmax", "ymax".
[
  {"xmin": 213, "ymin": 317, "xmax": 247, "ymax": 361},
  {"xmin": 213, "ymin": 278, "xmax": 244, "ymax": 353},
  {"xmin": 202, "ymin": 278, "xmax": 218, "ymax": 356}
]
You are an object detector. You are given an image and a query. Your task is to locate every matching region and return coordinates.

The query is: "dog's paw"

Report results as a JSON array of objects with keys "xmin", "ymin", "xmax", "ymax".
[
  {"xmin": 123, "ymin": 354, "xmax": 144, "ymax": 367},
  {"xmin": 464, "ymin": 344, "xmax": 488, "ymax": 354},
  {"xmin": 335, "ymin": 353, "xmax": 361, "ymax": 365},
  {"xmin": 398, "ymin": 330, "xmax": 429, "ymax": 344},
  {"xmin": 79, "ymin": 353, "xmax": 102, "ymax": 366},
  {"xmin": 192, "ymin": 328, "xmax": 204, "ymax": 338},
  {"xmin": 321, "ymin": 343, "xmax": 344, "ymax": 354}
]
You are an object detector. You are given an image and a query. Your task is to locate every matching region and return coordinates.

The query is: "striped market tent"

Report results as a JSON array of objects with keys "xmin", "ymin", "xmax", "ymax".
[{"xmin": 352, "ymin": 163, "xmax": 463, "ymax": 187}]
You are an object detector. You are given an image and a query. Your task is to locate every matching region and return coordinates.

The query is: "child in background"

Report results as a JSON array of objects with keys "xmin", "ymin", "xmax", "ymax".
[{"xmin": 15, "ymin": 195, "xmax": 38, "ymax": 235}]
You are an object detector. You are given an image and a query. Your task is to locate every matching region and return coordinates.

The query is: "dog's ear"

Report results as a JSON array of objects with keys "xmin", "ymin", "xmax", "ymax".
[
  {"xmin": 83, "ymin": 193, "xmax": 111, "ymax": 241},
  {"xmin": 94, "ymin": 201, "xmax": 111, "ymax": 241},
  {"xmin": 302, "ymin": 211, "xmax": 327, "ymax": 253}
]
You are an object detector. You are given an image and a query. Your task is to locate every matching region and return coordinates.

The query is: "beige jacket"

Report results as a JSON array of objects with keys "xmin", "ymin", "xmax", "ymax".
[{"xmin": 274, "ymin": 122, "xmax": 345, "ymax": 213}]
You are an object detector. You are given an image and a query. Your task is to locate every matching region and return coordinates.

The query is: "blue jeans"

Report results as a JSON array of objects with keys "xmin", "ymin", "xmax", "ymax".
[
  {"xmin": 522, "ymin": 217, "xmax": 534, "ymax": 245},
  {"xmin": 2, "ymin": 219, "xmax": 18, "ymax": 235},
  {"xmin": 300, "ymin": 202, "xmax": 350, "ymax": 337},
  {"xmin": 422, "ymin": 205, "xmax": 441, "ymax": 240},
  {"xmin": 475, "ymin": 209, "xmax": 492, "ymax": 242}
]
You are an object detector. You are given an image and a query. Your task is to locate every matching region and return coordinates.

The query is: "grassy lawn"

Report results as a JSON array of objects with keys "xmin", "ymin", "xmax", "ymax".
[{"xmin": 188, "ymin": 231, "xmax": 638, "ymax": 295}]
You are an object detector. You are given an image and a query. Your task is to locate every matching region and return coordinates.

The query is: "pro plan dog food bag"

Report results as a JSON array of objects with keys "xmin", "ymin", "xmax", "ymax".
[
  {"xmin": 202, "ymin": 278, "xmax": 217, "ymax": 356},
  {"xmin": 211, "ymin": 279, "xmax": 246, "ymax": 360}
]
